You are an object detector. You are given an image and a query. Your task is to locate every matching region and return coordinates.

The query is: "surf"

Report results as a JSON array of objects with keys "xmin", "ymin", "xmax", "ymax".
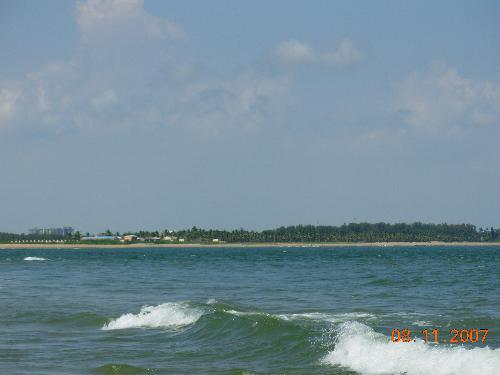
[
  {"xmin": 23, "ymin": 256, "xmax": 48, "ymax": 261},
  {"xmin": 323, "ymin": 321, "xmax": 500, "ymax": 375},
  {"xmin": 102, "ymin": 302, "xmax": 204, "ymax": 330}
]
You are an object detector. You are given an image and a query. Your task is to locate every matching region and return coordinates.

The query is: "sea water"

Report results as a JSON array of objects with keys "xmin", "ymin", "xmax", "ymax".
[{"xmin": 0, "ymin": 246, "xmax": 499, "ymax": 374}]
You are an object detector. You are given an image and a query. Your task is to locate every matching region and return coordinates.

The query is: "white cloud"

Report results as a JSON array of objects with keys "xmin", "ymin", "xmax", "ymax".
[
  {"xmin": 322, "ymin": 39, "xmax": 363, "ymax": 67},
  {"xmin": 157, "ymin": 73, "xmax": 290, "ymax": 137},
  {"xmin": 76, "ymin": 0, "xmax": 185, "ymax": 41},
  {"xmin": 273, "ymin": 41, "xmax": 316, "ymax": 64},
  {"xmin": 0, "ymin": 0, "xmax": 288, "ymax": 139},
  {"xmin": 0, "ymin": 87, "xmax": 20, "ymax": 122},
  {"xmin": 273, "ymin": 38, "xmax": 363, "ymax": 67},
  {"xmin": 395, "ymin": 62, "xmax": 500, "ymax": 133}
]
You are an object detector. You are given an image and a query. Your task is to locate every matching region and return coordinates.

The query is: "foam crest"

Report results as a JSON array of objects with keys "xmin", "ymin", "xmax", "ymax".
[
  {"xmin": 102, "ymin": 303, "xmax": 203, "ymax": 330},
  {"xmin": 226, "ymin": 309, "xmax": 272, "ymax": 318},
  {"xmin": 279, "ymin": 312, "xmax": 376, "ymax": 323},
  {"xmin": 323, "ymin": 321, "xmax": 500, "ymax": 375},
  {"xmin": 24, "ymin": 257, "xmax": 48, "ymax": 261}
]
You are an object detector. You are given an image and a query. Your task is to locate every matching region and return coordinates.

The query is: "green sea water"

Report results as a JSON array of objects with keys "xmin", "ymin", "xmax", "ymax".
[{"xmin": 0, "ymin": 246, "xmax": 499, "ymax": 374}]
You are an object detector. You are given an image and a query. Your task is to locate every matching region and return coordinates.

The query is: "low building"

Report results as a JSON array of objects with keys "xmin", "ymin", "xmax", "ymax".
[
  {"xmin": 29, "ymin": 227, "xmax": 75, "ymax": 236},
  {"xmin": 80, "ymin": 235, "xmax": 121, "ymax": 241},
  {"xmin": 123, "ymin": 235, "xmax": 138, "ymax": 242},
  {"xmin": 163, "ymin": 236, "xmax": 178, "ymax": 241}
]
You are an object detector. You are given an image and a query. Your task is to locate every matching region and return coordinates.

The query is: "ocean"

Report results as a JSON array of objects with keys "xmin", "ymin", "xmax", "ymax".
[{"xmin": 0, "ymin": 246, "xmax": 499, "ymax": 374}]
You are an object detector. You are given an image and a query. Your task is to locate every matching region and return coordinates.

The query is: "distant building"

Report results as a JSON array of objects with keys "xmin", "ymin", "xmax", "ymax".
[
  {"xmin": 163, "ymin": 236, "xmax": 177, "ymax": 241},
  {"xmin": 123, "ymin": 235, "xmax": 138, "ymax": 242},
  {"xmin": 29, "ymin": 227, "xmax": 75, "ymax": 236},
  {"xmin": 80, "ymin": 235, "xmax": 120, "ymax": 241}
]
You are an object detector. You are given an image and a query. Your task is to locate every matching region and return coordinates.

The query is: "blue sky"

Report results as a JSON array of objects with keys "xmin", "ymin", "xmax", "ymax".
[{"xmin": 1, "ymin": 0, "xmax": 499, "ymax": 233}]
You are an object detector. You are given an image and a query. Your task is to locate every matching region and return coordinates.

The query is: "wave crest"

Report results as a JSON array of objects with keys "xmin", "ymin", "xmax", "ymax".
[
  {"xmin": 323, "ymin": 321, "xmax": 500, "ymax": 375},
  {"xmin": 24, "ymin": 257, "xmax": 48, "ymax": 261},
  {"xmin": 102, "ymin": 303, "xmax": 203, "ymax": 330},
  {"xmin": 279, "ymin": 312, "xmax": 376, "ymax": 323}
]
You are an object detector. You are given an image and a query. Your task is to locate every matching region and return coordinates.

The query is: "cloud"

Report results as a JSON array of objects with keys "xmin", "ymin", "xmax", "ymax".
[
  {"xmin": 322, "ymin": 39, "xmax": 364, "ymax": 67},
  {"xmin": 76, "ymin": 0, "xmax": 185, "ymax": 41},
  {"xmin": 273, "ymin": 41, "xmax": 316, "ymax": 64},
  {"xmin": 0, "ymin": 87, "xmax": 20, "ymax": 122},
  {"xmin": 170, "ymin": 73, "xmax": 290, "ymax": 136},
  {"xmin": 395, "ymin": 62, "xmax": 500, "ymax": 133},
  {"xmin": 0, "ymin": 0, "xmax": 288, "ymax": 139},
  {"xmin": 273, "ymin": 38, "xmax": 363, "ymax": 67}
]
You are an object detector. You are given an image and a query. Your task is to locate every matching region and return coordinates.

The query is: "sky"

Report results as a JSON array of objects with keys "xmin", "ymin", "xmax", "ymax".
[{"xmin": 1, "ymin": 0, "xmax": 500, "ymax": 233}]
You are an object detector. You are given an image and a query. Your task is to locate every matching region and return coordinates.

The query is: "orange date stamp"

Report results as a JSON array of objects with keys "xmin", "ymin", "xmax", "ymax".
[{"xmin": 391, "ymin": 328, "xmax": 489, "ymax": 344}]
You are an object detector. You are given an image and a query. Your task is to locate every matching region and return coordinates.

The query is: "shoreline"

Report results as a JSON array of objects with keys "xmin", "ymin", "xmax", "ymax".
[{"xmin": 1, "ymin": 241, "xmax": 500, "ymax": 249}]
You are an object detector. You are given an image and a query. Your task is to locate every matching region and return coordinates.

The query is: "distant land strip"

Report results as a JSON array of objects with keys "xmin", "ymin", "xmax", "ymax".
[{"xmin": 1, "ymin": 223, "xmax": 499, "ymax": 248}]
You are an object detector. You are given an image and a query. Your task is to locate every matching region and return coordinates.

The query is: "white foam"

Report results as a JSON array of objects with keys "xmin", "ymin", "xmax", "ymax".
[
  {"xmin": 102, "ymin": 303, "xmax": 203, "ymax": 330},
  {"xmin": 225, "ymin": 309, "xmax": 271, "ymax": 318},
  {"xmin": 279, "ymin": 312, "xmax": 376, "ymax": 323},
  {"xmin": 224, "ymin": 310, "xmax": 377, "ymax": 323},
  {"xmin": 224, "ymin": 310, "xmax": 376, "ymax": 324},
  {"xmin": 323, "ymin": 321, "xmax": 500, "ymax": 375},
  {"xmin": 412, "ymin": 320, "xmax": 432, "ymax": 327},
  {"xmin": 279, "ymin": 312, "xmax": 333, "ymax": 321},
  {"xmin": 24, "ymin": 257, "xmax": 48, "ymax": 261}
]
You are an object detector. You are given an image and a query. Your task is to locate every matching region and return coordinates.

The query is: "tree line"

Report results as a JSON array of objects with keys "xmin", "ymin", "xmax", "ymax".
[
  {"xmin": 171, "ymin": 223, "xmax": 498, "ymax": 243},
  {"xmin": 1, "ymin": 223, "xmax": 499, "ymax": 243}
]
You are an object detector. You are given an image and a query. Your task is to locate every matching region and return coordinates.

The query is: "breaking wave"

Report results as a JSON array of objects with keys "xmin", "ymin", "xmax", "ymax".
[
  {"xmin": 323, "ymin": 321, "xmax": 500, "ymax": 375},
  {"xmin": 99, "ymin": 300, "xmax": 500, "ymax": 374},
  {"xmin": 23, "ymin": 256, "xmax": 48, "ymax": 261},
  {"xmin": 102, "ymin": 302, "xmax": 203, "ymax": 330}
]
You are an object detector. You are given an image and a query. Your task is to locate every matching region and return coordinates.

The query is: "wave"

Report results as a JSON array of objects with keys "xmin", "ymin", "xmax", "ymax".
[
  {"xmin": 99, "ymin": 301, "xmax": 500, "ymax": 374},
  {"xmin": 102, "ymin": 302, "xmax": 203, "ymax": 330},
  {"xmin": 323, "ymin": 321, "xmax": 500, "ymax": 375},
  {"xmin": 23, "ymin": 256, "xmax": 48, "ymax": 261},
  {"xmin": 101, "ymin": 301, "xmax": 376, "ymax": 332},
  {"xmin": 222, "ymin": 306, "xmax": 376, "ymax": 325},
  {"xmin": 278, "ymin": 311, "xmax": 376, "ymax": 323},
  {"xmin": 226, "ymin": 309, "xmax": 275, "ymax": 319}
]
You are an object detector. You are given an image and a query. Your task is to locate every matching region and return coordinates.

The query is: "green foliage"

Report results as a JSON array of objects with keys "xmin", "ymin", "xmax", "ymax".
[
  {"xmin": 170, "ymin": 223, "xmax": 496, "ymax": 243},
  {"xmin": 1, "ymin": 223, "xmax": 499, "ymax": 244}
]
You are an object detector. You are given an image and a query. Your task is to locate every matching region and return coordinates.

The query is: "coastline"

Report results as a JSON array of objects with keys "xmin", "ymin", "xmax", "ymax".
[{"xmin": 1, "ymin": 241, "xmax": 500, "ymax": 249}]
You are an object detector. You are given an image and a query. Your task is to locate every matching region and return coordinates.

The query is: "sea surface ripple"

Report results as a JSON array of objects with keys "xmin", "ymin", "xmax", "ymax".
[{"xmin": 0, "ymin": 246, "xmax": 498, "ymax": 374}]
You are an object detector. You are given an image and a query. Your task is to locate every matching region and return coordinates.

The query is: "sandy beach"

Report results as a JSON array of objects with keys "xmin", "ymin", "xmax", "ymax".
[{"xmin": 1, "ymin": 241, "xmax": 500, "ymax": 249}]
